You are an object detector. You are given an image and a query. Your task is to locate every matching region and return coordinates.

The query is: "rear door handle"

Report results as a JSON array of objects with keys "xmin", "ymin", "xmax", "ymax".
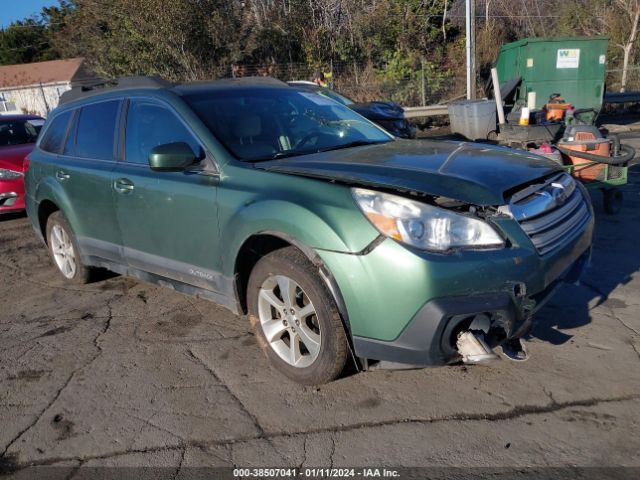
[
  {"xmin": 114, "ymin": 178, "xmax": 135, "ymax": 194},
  {"xmin": 55, "ymin": 170, "xmax": 70, "ymax": 181}
]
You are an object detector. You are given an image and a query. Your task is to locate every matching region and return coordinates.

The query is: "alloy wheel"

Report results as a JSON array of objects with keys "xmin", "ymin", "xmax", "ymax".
[
  {"xmin": 257, "ymin": 275, "xmax": 321, "ymax": 368},
  {"xmin": 50, "ymin": 224, "xmax": 77, "ymax": 279}
]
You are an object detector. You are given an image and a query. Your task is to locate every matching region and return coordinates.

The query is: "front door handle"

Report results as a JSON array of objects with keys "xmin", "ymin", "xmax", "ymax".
[
  {"xmin": 114, "ymin": 178, "xmax": 135, "ymax": 194},
  {"xmin": 55, "ymin": 170, "xmax": 70, "ymax": 181}
]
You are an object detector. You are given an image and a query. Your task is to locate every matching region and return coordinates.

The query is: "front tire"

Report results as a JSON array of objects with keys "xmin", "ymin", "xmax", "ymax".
[
  {"xmin": 46, "ymin": 211, "xmax": 91, "ymax": 284},
  {"xmin": 247, "ymin": 247, "xmax": 348, "ymax": 385}
]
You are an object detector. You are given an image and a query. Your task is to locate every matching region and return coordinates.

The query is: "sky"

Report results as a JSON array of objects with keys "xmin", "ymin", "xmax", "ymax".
[{"xmin": 0, "ymin": 0, "xmax": 58, "ymax": 28}]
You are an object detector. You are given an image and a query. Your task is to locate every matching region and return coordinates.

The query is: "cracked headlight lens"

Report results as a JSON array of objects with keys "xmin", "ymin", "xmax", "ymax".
[
  {"xmin": 0, "ymin": 168, "xmax": 22, "ymax": 180},
  {"xmin": 352, "ymin": 188, "xmax": 505, "ymax": 252}
]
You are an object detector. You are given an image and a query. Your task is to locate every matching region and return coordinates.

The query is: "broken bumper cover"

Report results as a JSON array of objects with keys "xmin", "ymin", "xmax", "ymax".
[
  {"xmin": 353, "ymin": 248, "xmax": 590, "ymax": 366},
  {"xmin": 316, "ymin": 201, "xmax": 593, "ymax": 367}
]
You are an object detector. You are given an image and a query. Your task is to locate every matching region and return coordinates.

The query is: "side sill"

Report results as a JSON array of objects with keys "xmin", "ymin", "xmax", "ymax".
[{"xmin": 85, "ymin": 256, "xmax": 241, "ymax": 315}]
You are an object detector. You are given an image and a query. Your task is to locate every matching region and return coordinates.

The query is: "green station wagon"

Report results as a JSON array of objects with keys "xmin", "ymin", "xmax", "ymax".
[{"xmin": 25, "ymin": 77, "xmax": 593, "ymax": 384}]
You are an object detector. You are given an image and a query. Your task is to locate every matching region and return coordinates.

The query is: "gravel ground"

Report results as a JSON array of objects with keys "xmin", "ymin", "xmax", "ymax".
[{"xmin": 1, "ymin": 135, "xmax": 640, "ymax": 477}]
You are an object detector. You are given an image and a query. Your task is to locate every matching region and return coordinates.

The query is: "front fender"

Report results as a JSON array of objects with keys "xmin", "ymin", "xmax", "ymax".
[
  {"xmin": 216, "ymin": 168, "xmax": 380, "ymax": 276},
  {"xmin": 220, "ymin": 198, "xmax": 376, "ymax": 275}
]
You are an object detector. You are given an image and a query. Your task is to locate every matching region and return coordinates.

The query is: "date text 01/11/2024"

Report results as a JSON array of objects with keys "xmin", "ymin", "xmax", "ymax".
[{"xmin": 233, "ymin": 468, "xmax": 401, "ymax": 478}]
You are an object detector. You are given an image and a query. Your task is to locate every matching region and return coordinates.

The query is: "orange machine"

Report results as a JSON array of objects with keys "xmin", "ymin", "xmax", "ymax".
[
  {"xmin": 544, "ymin": 102, "xmax": 573, "ymax": 121},
  {"xmin": 557, "ymin": 129, "xmax": 610, "ymax": 181}
]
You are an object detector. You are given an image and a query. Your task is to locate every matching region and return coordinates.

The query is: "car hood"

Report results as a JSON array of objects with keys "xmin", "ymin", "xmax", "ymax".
[
  {"xmin": 349, "ymin": 101, "xmax": 405, "ymax": 120},
  {"xmin": 255, "ymin": 139, "xmax": 562, "ymax": 206},
  {"xmin": 0, "ymin": 144, "xmax": 34, "ymax": 172}
]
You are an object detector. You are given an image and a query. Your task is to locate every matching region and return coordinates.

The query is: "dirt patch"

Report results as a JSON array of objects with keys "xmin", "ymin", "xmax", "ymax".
[
  {"xmin": 0, "ymin": 453, "xmax": 20, "ymax": 475},
  {"xmin": 605, "ymin": 298, "xmax": 628, "ymax": 309},
  {"xmin": 7, "ymin": 370, "xmax": 49, "ymax": 382},
  {"xmin": 39, "ymin": 326, "xmax": 72, "ymax": 338},
  {"xmin": 52, "ymin": 414, "xmax": 75, "ymax": 441},
  {"xmin": 155, "ymin": 313, "xmax": 202, "ymax": 337},
  {"xmin": 98, "ymin": 276, "xmax": 138, "ymax": 293},
  {"xmin": 358, "ymin": 397, "xmax": 382, "ymax": 409}
]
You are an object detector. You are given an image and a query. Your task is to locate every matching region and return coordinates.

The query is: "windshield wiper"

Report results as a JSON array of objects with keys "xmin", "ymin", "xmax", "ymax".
[
  {"xmin": 248, "ymin": 140, "xmax": 389, "ymax": 162},
  {"xmin": 249, "ymin": 150, "xmax": 309, "ymax": 163},
  {"xmin": 318, "ymin": 140, "xmax": 389, "ymax": 153}
]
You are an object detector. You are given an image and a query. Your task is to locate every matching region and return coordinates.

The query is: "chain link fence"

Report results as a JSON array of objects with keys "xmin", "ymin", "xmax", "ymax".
[
  {"xmin": 211, "ymin": 61, "xmax": 463, "ymax": 108},
  {"xmin": 218, "ymin": 61, "xmax": 640, "ymax": 109}
]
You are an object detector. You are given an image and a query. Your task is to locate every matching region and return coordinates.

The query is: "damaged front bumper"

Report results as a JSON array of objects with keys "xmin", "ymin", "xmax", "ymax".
[
  {"xmin": 353, "ymin": 248, "xmax": 589, "ymax": 366},
  {"xmin": 316, "ymin": 211, "xmax": 593, "ymax": 367}
]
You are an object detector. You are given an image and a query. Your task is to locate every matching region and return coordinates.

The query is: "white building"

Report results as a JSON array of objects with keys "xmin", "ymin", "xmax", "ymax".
[{"xmin": 0, "ymin": 58, "xmax": 95, "ymax": 118}]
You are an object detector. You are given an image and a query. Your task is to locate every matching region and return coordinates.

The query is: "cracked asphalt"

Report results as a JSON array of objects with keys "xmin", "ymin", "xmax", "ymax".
[{"xmin": 1, "ymin": 134, "xmax": 640, "ymax": 475}]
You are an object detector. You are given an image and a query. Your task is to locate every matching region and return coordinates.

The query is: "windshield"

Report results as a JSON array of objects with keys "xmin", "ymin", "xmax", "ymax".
[
  {"xmin": 0, "ymin": 119, "xmax": 42, "ymax": 146},
  {"xmin": 184, "ymin": 87, "xmax": 392, "ymax": 161}
]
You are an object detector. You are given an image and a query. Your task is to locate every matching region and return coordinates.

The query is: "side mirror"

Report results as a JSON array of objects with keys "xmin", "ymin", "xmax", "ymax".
[{"xmin": 148, "ymin": 142, "xmax": 197, "ymax": 171}]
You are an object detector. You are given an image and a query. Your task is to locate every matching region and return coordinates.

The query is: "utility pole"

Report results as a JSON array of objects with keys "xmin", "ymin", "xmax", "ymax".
[
  {"xmin": 39, "ymin": 83, "xmax": 50, "ymax": 115},
  {"xmin": 421, "ymin": 58, "xmax": 426, "ymax": 106},
  {"xmin": 465, "ymin": 0, "xmax": 476, "ymax": 100}
]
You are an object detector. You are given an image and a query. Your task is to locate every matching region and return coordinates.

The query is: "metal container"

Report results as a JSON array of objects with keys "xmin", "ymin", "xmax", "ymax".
[{"xmin": 448, "ymin": 99, "xmax": 497, "ymax": 141}]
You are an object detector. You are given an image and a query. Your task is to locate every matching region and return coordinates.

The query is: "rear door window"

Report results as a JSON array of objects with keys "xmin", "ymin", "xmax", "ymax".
[
  {"xmin": 125, "ymin": 101, "xmax": 202, "ymax": 165},
  {"xmin": 40, "ymin": 111, "xmax": 72, "ymax": 153},
  {"xmin": 75, "ymin": 100, "xmax": 120, "ymax": 160}
]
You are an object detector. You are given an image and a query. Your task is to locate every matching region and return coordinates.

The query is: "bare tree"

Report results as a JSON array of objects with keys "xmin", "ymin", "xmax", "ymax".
[
  {"xmin": 443, "ymin": 0, "xmax": 448, "ymax": 39},
  {"xmin": 614, "ymin": 0, "xmax": 640, "ymax": 92},
  {"xmin": 576, "ymin": 0, "xmax": 640, "ymax": 92}
]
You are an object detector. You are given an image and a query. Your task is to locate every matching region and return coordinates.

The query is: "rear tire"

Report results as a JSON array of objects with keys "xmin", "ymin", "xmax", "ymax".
[
  {"xmin": 247, "ymin": 247, "xmax": 348, "ymax": 385},
  {"xmin": 46, "ymin": 211, "xmax": 91, "ymax": 284}
]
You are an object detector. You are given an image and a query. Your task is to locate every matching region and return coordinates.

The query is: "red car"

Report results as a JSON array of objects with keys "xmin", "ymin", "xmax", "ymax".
[{"xmin": 0, "ymin": 115, "xmax": 44, "ymax": 214}]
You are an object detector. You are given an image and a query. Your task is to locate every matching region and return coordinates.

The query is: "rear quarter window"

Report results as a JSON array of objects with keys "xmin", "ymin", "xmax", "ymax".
[{"xmin": 40, "ymin": 111, "xmax": 72, "ymax": 153}]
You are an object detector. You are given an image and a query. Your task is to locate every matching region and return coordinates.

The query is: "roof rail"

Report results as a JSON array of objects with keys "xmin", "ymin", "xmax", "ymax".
[{"xmin": 59, "ymin": 76, "xmax": 173, "ymax": 105}]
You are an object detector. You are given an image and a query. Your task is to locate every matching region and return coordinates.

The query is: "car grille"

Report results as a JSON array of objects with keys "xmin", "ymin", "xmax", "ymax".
[{"xmin": 509, "ymin": 173, "xmax": 591, "ymax": 255}]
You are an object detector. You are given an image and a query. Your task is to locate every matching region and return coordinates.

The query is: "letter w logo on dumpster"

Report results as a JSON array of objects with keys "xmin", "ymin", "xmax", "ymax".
[{"xmin": 557, "ymin": 49, "xmax": 580, "ymax": 69}]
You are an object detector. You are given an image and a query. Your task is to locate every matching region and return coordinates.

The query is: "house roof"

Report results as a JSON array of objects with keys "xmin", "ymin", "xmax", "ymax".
[{"xmin": 0, "ymin": 58, "xmax": 90, "ymax": 89}]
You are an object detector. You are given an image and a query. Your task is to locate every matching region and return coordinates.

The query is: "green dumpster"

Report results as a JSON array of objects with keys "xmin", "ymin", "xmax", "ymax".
[{"xmin": 496, "ymin": 36, "xmax": 609, "ymax": 113}]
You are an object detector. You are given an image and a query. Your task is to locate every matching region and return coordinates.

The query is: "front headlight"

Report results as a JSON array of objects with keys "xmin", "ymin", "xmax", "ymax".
[
  {"xmin": 352, "ymin": 188, "xmax": 505, "ymax": 252},
  {"xmin": 0, "ymin": 168, "xmax": 23, "ymax": 180}
]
